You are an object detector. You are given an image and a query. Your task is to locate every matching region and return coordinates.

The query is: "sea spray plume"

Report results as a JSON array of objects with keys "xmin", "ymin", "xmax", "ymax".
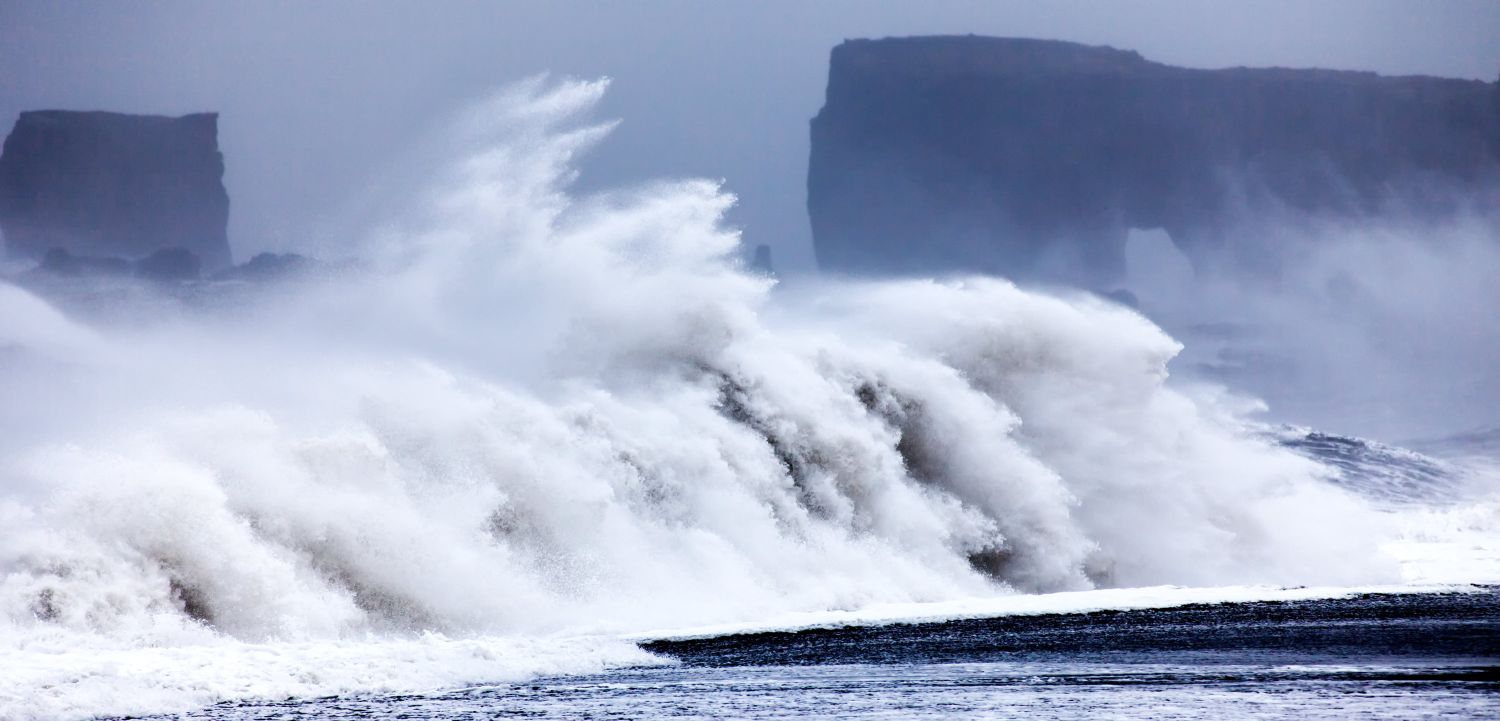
[
  {"xmin": 1115, "ymin": 213, "xmax": 1500, "ymax": 442},
  {"xmin": 0, "ymin": 78, "xmax": 997, "ymax": 647},
  {"xmin": 787, "ymin": 279, "xmax": 1395, "ymax": 586},
  {"xmin": 1191, "ymin": 217, "xmax": 1500, "ymax": 441},
  {"xmin": 0, "ymin": 77, "xmax": 1403, "ymax": 718}
]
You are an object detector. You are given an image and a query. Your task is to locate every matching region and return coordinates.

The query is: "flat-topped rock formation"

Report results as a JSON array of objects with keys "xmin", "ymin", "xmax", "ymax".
[
  {"xmin": 0, "ymin": 110, "xmax": 231, "ymax": 271},
  {"xmin": 808, "ymin": 36, "xmax": 1500, "ymax": 285}
]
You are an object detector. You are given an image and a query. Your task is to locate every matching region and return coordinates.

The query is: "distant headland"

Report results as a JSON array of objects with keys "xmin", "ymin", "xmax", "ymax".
[{"xmin": 808, "ymin": 36, "xmax": 1500, "ymax": 285}]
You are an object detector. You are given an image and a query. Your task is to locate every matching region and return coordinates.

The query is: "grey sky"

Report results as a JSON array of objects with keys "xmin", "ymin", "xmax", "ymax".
[{"xmin": 2, "ymin": 0, "xmax": 1497, "ymax": 273}]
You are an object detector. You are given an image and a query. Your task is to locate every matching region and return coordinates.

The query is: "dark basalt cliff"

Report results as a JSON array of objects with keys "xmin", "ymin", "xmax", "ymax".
[
  {"xmin": 0, "ymin": 111, "xmax": 231, "ymax": 271},
  {"xmin": 808, "ymin": 36, "xmax": 1500, "ymax": 285}
]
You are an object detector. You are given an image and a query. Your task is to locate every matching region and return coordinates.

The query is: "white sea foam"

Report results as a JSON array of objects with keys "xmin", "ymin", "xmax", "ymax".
[
  {"xmin": 0, "ymin": 631, "xmax": 662, "ymax": 721},
  {"xmin": 0, "ymin": 78, "xmax": 1489, "ymax": 720},
  {"xmin": 1384, "ymin": 495, "xmax": 1500, "ymax": 585}
]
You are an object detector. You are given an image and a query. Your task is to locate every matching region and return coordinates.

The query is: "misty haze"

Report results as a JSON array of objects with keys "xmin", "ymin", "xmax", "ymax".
[{"xmin": 1, "ymin": 2, "xmax": 1497, "ymax": 720}]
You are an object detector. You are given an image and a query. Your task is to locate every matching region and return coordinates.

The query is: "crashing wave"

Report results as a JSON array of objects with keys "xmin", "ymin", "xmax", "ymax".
[{"xmin": 0, "ymin": 78, "xmax": 1433, "ymax": 719}]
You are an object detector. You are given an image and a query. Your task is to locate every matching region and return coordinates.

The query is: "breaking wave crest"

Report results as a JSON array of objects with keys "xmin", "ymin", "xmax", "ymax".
[{"xmin": 0, "ymin": 78, "xmax": 1414, "ymax": 718}]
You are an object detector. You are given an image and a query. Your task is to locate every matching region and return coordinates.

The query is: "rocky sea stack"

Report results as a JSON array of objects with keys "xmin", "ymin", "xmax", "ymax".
[
  {"xmin": 0, "ymin": 110, "xmax": 232, "ymax": 272},
  {"xmin": 808, "ymin": 36, "xmax": 1500, "ymax": 285}
]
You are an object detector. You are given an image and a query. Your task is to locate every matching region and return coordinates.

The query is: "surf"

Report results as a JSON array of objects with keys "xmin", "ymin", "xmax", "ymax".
[{"xmin": 0, "ymin": 77, "xmax": 1489, "ymax": 720}]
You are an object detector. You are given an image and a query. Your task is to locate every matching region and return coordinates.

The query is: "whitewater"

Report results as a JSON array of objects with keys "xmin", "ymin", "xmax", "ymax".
[{"xmin": 1, "ymin": 78, "xmax": 1494, "ymax": 720}]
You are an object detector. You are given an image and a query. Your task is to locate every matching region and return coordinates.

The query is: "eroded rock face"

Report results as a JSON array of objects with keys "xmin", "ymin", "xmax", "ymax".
[
  {"xmin": 808, "ymin": 36, "xmax": 1500, "ymax": 285},
  {"xmin": 0, "ymin": 111, "xmax": 231, "ymax": 271}
]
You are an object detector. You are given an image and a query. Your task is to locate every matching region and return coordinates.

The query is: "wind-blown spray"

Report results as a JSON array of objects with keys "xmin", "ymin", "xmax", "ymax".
[{"xmin": 0, "ymin": 78, "xmax": 1408, "ymax": 719}]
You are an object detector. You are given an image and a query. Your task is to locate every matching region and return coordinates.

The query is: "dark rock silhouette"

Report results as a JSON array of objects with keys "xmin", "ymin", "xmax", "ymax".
[
  {"xmin": 1100, "ymin": 288, "xmax": 1140, "ymax": 309},
  {"xmin": 36, "ymin": 248, "xmax": 132, "ymax": 278},
  {"xmin": 808, "ymin": 36, "xmax": 1500, "ymax": 286},
  {"xmin": 0, "ymin": 110, "xmax": 231, "ymax": 271},
  {"xmin": 750, "ymin": 244, "xmax": 775, "ymax": 276},
  {"xmin": 211, "ymin": 252, "xmax": 318, "ymax": 282},
  {"xmin": 135, "ymin": 248, "xmax": 202, "ymax": 282},
  {"xmin": 27, "ymin": 246, "xmax": 202, "ymax": 283}
]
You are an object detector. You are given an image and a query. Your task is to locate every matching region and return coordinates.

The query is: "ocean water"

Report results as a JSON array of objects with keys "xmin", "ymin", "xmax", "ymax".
[
  {"xmin": 1, "ymin": 79, "xmax": 1497, "ymax": 720},
  {"xmin": 144, "ymin": 591, "xmax": 1499, "ymax": 719}
]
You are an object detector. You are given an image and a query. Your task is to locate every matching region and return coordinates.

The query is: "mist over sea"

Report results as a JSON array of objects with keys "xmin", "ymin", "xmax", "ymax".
[{"xmin": 1, "ymin": 79, "xmax": 1497, "ymax": 720}]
